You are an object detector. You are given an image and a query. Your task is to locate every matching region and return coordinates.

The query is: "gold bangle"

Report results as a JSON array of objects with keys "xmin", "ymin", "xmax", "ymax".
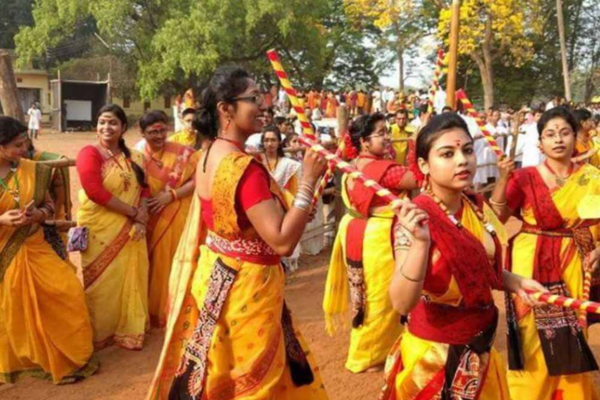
[
  {"xmin": 489, "ymin": 199, "xmax": 507, "ymax": 207},
  {"xmin": 399, "ymin": 265, "xmax": 424, "ymax": 283}
]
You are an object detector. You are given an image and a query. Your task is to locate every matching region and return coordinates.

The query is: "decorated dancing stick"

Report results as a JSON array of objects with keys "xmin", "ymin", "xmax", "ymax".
[
  {"xmin": 267, "ymin": 49, "xmax": 406, "ymax": 209},
  {"xmin": 427, "ymin": 49, "xmax": 446, "ymax": 114},
  {"xmin": 456, "ymin": 89, "xmax": 504, "ymax": 158},
  {"xmin": 525, "ymin": 289, "xmax": 600, "ymax": 315}
]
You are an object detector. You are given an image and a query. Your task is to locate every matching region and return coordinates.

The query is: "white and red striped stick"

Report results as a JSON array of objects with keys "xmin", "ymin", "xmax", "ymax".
[
  {"xmin": 427, "ymin": 49, "xmax": 445, "ymax": 114},
  {"xmin": 456, "ymin": 89, "xmax": 504, "ymax": 158}
]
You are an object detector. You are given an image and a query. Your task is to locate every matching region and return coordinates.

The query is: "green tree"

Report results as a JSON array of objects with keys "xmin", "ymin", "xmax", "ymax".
[{"xmin": 0, "ymin": 0, "xmax": 33, "ymax": 49}]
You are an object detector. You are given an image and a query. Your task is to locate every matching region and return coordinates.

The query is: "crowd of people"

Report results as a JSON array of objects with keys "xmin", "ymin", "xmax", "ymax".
[{"xmin": 1, "ymin": 64, "xmax": 600, "ymax": 400}]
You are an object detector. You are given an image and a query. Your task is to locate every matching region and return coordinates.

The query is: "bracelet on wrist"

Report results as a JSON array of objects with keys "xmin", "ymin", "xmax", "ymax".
[
  {"xmin": 130, "ymin": 206, "xmax": 138, "ymax": 219},
  {"xmin": 489, "ymin": 199, "xmax": 507, "ymax": 207}
]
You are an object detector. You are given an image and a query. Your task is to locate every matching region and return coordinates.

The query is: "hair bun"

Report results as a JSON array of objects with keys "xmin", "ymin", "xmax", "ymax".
[{"xmin": 193, "ymin": 106, "xmax": 217, "ymax": 139}]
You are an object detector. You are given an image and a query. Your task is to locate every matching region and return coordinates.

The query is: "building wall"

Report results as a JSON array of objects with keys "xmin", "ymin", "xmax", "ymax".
[
  {"xmin": 112, "ymin": 96, "xmax": 176, "ymax": 120},
  {"xmin": 14, "ymin": 71, "xmax": 51, "ymax": 122}
]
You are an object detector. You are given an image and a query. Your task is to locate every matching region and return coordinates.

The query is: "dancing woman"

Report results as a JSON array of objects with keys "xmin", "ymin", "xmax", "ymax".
[
  {"xmin": 76, "ymin": 104, "xmax": 150, "ymax": 350},
  {"xmin": 0, "ymin": 116, "xmax": 97, "ymax": 384},
  {"xmin": 380, "ymin": 113, "xmax": 544, "ymax": 399},
  {"xmin": 139, "ymin": 110, "xmax": 199, "ymax": 328},
  {"xmin": 148, "ymin": 66, "xmax": 328, "ymax": 400},
  {"xmin": 490, "ymin": 106, "xmax": 600, "ymax": 400},
  {"xmin": 323, "ymin": 112, "xmax": 418, "ymax": 373}
]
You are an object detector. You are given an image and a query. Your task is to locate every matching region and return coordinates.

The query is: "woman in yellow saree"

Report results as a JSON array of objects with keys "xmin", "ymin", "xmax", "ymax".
[
  {"xmin": 323, "ymin": 113, "xmax": 418, "ymax": 373},
  {"xmin": 139, "ymin": 110, "xmax": 199, "ymax": 328},
  {"xmin": 380, "ymin": 113, "xmax": 544, "ymax": 400},
  {"xmin": 0, "ymin": 116, "xmax": 97, "ymax": 384},
  {"xmin": 76, "ymin": 104, "xmax": 151, "ymax": 350},
  {"xmin": 491, "ymin": 106, "xmax": 600, "ymax": 400},
  {"xmin": 148, "ymin": 66, "xmax": 329, "ymax": 400}
]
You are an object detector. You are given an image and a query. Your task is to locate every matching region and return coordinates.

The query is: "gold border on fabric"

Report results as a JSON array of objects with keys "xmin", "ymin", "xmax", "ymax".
[{"xmin": 83, "ymin": 221, "xmax": 133, "ymax": 288}]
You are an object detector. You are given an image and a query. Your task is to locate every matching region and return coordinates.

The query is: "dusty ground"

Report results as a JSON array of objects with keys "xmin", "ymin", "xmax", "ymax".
[{"xmin": 1, "ymin": 131, "xmax": 599, "ymax": 399}]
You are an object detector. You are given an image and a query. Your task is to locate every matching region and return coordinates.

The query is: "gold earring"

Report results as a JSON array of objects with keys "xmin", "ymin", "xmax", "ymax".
[{"xmin": 225, "ymin": 118, "xmax": 231, "ymax": 132}]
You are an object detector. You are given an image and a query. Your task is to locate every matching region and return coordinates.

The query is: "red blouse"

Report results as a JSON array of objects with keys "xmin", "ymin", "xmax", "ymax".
[
  {"xmin": 76, "ymin": 145, "xmax": 149, "ymax": 205},
  {"xmin": 200, "ymin": 162, "xmax": 274, "ymax": 231}
]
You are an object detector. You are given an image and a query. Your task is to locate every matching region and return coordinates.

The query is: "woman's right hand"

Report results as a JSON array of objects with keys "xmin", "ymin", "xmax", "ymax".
[
  {"xmin": 497, "ymin": 156, "xmax": 515, "ymax": 181},
  {"xmin": 301, "ymin": 147, "xmax": 327, "ymax": 186},
  {"xmin": 393, "ymin": 201, "xmax": 430, "ymax": 243},
  {"xmin": 0, "ymin": 209, "xmax": 25, "ymax": 227}
]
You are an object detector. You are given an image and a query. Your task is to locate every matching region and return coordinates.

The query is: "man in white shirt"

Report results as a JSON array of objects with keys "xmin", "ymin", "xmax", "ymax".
[
  {"xmin": 476, "ymin": 108, "xmax": 507, "ymax": 184},
  {"xmin": 371, "ymin": 89, "xmax": 382, "ymax": 113},
  {"xmin": 410, "ymin": 104, "xmax": 431, "ymax": 131},
  {"xmin": 521, "ymin": 108, "xmax": 545, "ymax": 167},
  {"xmin": 545, "ymin": 95, "xmax": 560, "ymax": 111},
  {"xmin": 27, "ymin": 103, "xmax": 42, "ymax": 140}
]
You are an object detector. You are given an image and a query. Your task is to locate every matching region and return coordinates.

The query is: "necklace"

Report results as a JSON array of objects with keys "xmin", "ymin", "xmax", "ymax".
[
  {"xmin": 0, "ymin": 164, "xmax": 21, "ymax": 206},
  {"xmin": 425, "ymin": 190, "xmax": 496, "ymax": 237},
  {"xmin": 544, "ymin": 160, "xmax": 573, "ymax": 187},
  {"xmin": 146, "ymin": 145, "xmax": 165, "ymax": 169},
  {"xmin": 265, "ymin": 154, "xmax": 279, "ymax": 172},
  {"xmin": 216, "ymin": 137, "xmax": 245, "ymax": 152}
]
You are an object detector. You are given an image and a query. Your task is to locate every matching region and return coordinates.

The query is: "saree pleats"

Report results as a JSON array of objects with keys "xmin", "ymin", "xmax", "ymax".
[
  {"xmin": 324, "ymin": 175, "xmax": 402, "ymax": 373},
  {"xmin": 0, "ymin": 160, "xmax": 96, "ymax": 384},
  {"xmin": 78, "ymin": 152, "xmax": 149, "ymax": 350},
  {"xmin": 146, "ymin": 144, "xmax": 198, "ymax": 328}
]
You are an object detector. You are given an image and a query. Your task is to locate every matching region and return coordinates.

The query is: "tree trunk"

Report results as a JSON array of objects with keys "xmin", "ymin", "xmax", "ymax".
[
  {"xmin": 556, "ymin": 0, "xmax": 572, "ymax": 101},
  {"xmin": 396, "ymin": 23, "xmax": 405, "ymax": 92},
  {"xmin": 0, "ymin": 51, "xmax": 24, "ymax": 122},
  {"xmin": 470, "ymin": 17, "xmax": 495, "ymax": 110}
]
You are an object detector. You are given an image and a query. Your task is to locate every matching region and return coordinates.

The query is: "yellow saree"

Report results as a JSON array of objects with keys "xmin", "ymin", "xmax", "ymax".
[
  {"xmin": 507, "ymin": 165, "xmax": 600, "ymax": 400},
  {"xmin": 0, "ymin": 160, "xmax": 96, "ymax": 384},
  {"xmin": 145, "ymin": 143, "xmax": 199, "ymax": 328},
  {"xmin": 381, "ymin": 198, "xmax": 509, "ymax": 400},
  {"xmin": 168, "ymin": 130, "xmax": 197, "ymax": 148},
  {"xmin": 148, "ymin": 153, "xmax": 327, "ymax": 400},
  {"xmin": 77, "ymin": 151, "xmax": 150, "ymax": 350},
  {"xmin": 323, "ymin": 173, "xmax": 403, "ymax": 373},
  {"xmin": 390, "ymin": 124, "xmax": 414, "ymax": 165}
]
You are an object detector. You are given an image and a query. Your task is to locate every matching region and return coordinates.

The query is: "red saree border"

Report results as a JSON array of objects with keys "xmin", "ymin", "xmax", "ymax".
[{"xmin": 83, "ymin": 221, "xmax": 133, "ymax": 288}]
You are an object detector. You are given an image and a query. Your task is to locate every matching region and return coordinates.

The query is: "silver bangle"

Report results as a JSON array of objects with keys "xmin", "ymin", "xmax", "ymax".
[{"xmin": 293, "ymin": 197, "xmax": 311, "ymax": 212}]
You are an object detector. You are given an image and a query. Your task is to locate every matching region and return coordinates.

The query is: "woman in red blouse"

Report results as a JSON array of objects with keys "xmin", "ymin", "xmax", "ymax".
[
  {"xmin": 76, "ymin": 104, "xmax": 151, "ymax": 350},
  {"xmin": 323, "ymin": 112, "xmax": 418, "ymax": 374},
  {"xmin": 148, "ymin": 66, "xmax": 329, "ymax": 400}
]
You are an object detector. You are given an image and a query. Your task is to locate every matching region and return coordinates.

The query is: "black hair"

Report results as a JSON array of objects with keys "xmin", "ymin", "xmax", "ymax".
[
  {"xmin": 442, "ymin": 106, "xmax": 454, "ymax": 113},
  {"xmin": 418, "ymin": 103, "xmax": 429, "ymax": 115},
  {"xmin": 348, "ymin": 112, "xmax": 387, "ymax": 150},
  {"xmin": 537, "ymin": 106, "xmax": 580, "ymax": 137},
  {"xmin": 0, "ymin": 116, "xmax": 28, "ymax": 145},
  {"xmin": 533, "ymin": 107, "xmax": 545, "ymax": 115},
  {"xmin": 573, "ymin": 109, "xmax": 592, "ymax": 125},
  {"xmin": 274, "ymin": 116, "xmax": 286, "ymax": 126},
  {"xmin": 139, "ymin": 110, "xmax": 169, "ymax": 131},
  {"xmin": 96, "ymin": 104, "xmax": 148, "ymax": 188},
  {"xmin": 261, "ymin": 125, "xmax": 284, "ymax": 157},
  {"xmin": 416, "ymin": 112, "xmax": 472, "ymax": 161},
  {"xmin": 283, "ymin": 132, "xmax": 299, "ymax": 148},
  {"xmin": 266, "ymin": 107, "xmax": 275, "ymax": 117},
  {"xmin": 193, "ymin": 66, "xmax": 252, "ymax": 139},
  {"xmin": 181, "ymin": 107, "xmax": 196, "ymax": 118},
  {"xmin": 395, "ymin": 109, "xmax": 409, "ymax": 117}
]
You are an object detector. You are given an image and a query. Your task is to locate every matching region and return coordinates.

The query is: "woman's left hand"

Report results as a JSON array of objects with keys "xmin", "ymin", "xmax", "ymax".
[
  {"xmin": 515, "ymin": 277, "xmax": 548, "ymax": 307},
  {"xmin": 584, "ymin": 247, "xmax": 600, "ymax": 272},
  {"xmin": 19, "ymin": 207, "xmax": 45, "ymax": 226},
  {"xmin": 148, "ymin": 191, "xmax": 172, "ymax": 214},
  {"xmin": 131, "ymin": 222, "xmax": 147, "ymax": 241}
]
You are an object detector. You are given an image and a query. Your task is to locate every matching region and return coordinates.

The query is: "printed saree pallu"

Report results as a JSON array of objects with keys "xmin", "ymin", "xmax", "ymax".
[
  {"xmin": 148, "ymin": 153, "xmax": 328, "ymax": 400},
  {"xmin": 380, "ymin": 194, "xmax": 510, "ymax": 400},
  {"xmin": 505, "ymin": 165, "xmax": 600, "ymax": 400},
  {"xmin": 0, "ymin": 159, "xmax": 97, "ymax": 384},
  {"xmin": 77, "ymin": 151, "xmax": 150, "ymax": 350}
]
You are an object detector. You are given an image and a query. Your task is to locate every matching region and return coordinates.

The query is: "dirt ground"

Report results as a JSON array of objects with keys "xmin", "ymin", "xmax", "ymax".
[{"xmin": 1, "ymin": 131, "xmax": 599, "ymax": 399}]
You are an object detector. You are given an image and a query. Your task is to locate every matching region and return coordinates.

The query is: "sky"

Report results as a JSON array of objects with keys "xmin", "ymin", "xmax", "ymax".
[{"xmin": 379, "ymin": 35, "xmax": 438, "ymax": 91}]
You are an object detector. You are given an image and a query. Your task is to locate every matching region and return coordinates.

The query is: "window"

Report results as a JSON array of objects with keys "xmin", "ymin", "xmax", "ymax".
[
  {"xmin": 164, "ymin": 96, "xmax": 171, "ymax": 109},
  {"xmin": 123, "ymin": 96, "xmax": 131, "ymax": 108}
]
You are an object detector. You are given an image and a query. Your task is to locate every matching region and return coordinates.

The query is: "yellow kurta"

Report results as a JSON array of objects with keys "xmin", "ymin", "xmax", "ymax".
[
  {"xmin": 0, "ymin": 160, "xmax": 96, "ymax": 384},
  {"xmin": 323, "ymin": 174, "xmax": 403, "ymax": 373},
  {"xmin": 390, "ymin": 124, "xmax": 414, "ymax": 165},
  {"xmin": 168, "ymin": 130, "xmax": 197, "ymax": 148},
  {"xmin": 145, "ymin": 143, "xmax": 199, "ymax": 328},
  {"xmin": 77, "ymin": 150, "xmax": 150, "ymax": 350},
  {"xmin": 147, "ymin": 153, "xmax": 327, "ymax": 400},
  {"xmin": 382, "ymin": 199, "xmax": 509, "ymax": 399},
  {"xmin": 508, "ymin": 165, "xmax": 600, "ymax": 400}
]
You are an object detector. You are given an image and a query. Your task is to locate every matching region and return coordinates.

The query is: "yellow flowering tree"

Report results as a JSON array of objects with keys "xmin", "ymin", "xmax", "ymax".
[{"xmin": 439, "ymin": 0, "xmax": 542, "ymax": 109}]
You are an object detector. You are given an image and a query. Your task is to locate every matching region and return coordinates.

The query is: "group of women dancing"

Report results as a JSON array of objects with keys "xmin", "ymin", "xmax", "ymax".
[{"xmin": 0, "ymin": 64, "xmax": 599, "ymax": 400}]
